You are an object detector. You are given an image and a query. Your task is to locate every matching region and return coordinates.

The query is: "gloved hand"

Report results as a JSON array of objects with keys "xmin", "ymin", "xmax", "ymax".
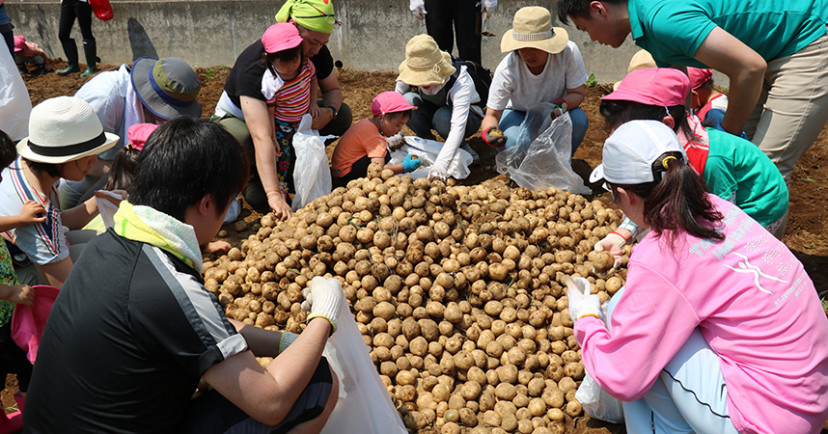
[
  {"xmin": 409, "ymin": 0, "xmax": 426, "ymax": 19},
  {"xmin": 402, "ymin": 154, "xmax": 422, "ymax": 173},
  {"xmin": 386, "ymin": 132, "xmax": 405, "ymax": 150},
  {"xmin": 429, "ymin": 164, "xmax": 448, "ymax": 182},
  {"xmin": 551, "ymin": 98, "xmax": 568, "ymax": 120},
  {"xmin": 279, "ymin": 331, "xmax": 299, "ymax": 353},
  {"xmin": 594, "ymin": 230, "xmax": 629, "ymax": 263},
  {"xmin": 482, "ymin": 126, "xmax": 506, "ymax": 149},
  {"xmin": 301, "ymin": 276, "xmax": 344, "ymax": 334},
  {"xmin": 565, "ymin": 276, "xmax": 602, "ymax": 324},
  {"xmin": 481, "ymin": 0, "xmax": 497, "ymax": 16}
]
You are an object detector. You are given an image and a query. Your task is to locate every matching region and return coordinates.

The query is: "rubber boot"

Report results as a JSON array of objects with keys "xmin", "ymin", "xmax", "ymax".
[
  {"xmin": 56, "ymin": 39, "xmax": 80, "ymax": 76},
  {"xmin": 79, "ymin": 39, "xmax": 98, "ymax": 78}
]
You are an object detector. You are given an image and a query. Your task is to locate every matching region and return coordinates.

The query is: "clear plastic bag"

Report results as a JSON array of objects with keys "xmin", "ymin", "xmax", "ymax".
[
  {"xmin": 320, "ymin": 292, "xmax": 407, "ymax": 434},
  {"xmin": 389, "ymin": 137, "xmax": 473, "ymax": 180},
  {"xmin": 576, "ymin": 371, "xmax": 625, "ymax": 424},
  {"xmin": 291, "ymin": 117, "xmax": 334, "ymax": 211},
  {"xmin": 495, "ymin": 103, "xmax": 591, "ymax": 195}
]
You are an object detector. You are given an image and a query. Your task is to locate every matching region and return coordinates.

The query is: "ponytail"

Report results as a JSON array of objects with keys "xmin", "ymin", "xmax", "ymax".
[{"xmin": 613, "ymin": 152, "xmax": 724, "ymax": 246}]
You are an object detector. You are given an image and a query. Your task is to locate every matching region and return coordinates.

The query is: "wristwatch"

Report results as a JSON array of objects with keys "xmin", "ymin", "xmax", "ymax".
[{"xmin": 325, "ymin": 105, "xmax": 338, "ymax": 119}]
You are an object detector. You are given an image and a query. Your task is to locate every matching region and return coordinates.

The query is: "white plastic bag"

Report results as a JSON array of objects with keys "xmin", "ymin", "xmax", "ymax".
[
  {"xmin": 495, "ymin": 103, "xmax": 591, "ymax": 194},
  {"xmin": 0, "ymin": 42, "xmax": 32, "ymax": 141},
  {"xmin": 576, "ymin": 371, "xmax": 625, "ymax": 424},
  {"xmin": 320, "ymin": 292, "xmax": 407, "ymax": 434},
  {"xmin": 291, "ymin": 116, "xmax": 334, "ymax": 211},
  {"xmin": 388, "ymin": 137, "xmax": 473, "ymax": 180}
]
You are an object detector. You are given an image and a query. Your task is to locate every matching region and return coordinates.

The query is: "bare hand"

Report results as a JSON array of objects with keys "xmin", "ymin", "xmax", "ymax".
[
  {"xmin": 204, "ymin": 240, "xmax": 231, "ymax": 254},
  {"xmin": 272, "ymin": 138, "xmax": 283, "ymax": 158},
  {"xmin": 10, "ymin": 284, "xmax": 33, "ymax": 306},
  {"xmin": 19, "ymin": 201, "xmax": 46, "ymax": 225},
  {"xmin": 267, "ymin": 193, "xmax": 293, "ymax": 221},
  {"xmin": 309, "ymin": 104, "xmax": 321, "ymax": 119}
]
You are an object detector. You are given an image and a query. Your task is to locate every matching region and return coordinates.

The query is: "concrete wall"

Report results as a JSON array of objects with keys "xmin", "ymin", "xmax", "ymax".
[{"xmin": 4, "ymin": 0, "xmax": 727, "ymax": 85}]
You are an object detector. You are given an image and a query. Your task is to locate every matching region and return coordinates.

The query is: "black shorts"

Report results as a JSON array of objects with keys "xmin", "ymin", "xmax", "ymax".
[
  {"xmin": 179, "ymin": 357, "xmax": 333, "ymax": 434},
  {"xmin": 0, "ymin": 321, "xmax": 33, "ymax": 392}
]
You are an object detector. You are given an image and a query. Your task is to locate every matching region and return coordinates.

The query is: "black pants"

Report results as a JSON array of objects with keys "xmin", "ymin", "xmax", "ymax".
[
  {"xmin": 0, "ymin": 321, "xmax": 33, "ymax": 393},
  {"xmin": 58, "ymin": 0, "xmax": 94, "ymax": 42},
  {"xmin": 424, "ymin": 0, "xmax": 481, "ymax": 64}
]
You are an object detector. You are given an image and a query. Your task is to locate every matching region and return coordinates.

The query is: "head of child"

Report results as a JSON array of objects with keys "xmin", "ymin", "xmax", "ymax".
[
  {"xmin": 591, "ymin": 120, "xmax": 723, "ymax": 246},
  {"xmin": 503, "ymin": 7, "xmax": 569, "ymax": 72},
  {"xmin": 599, "ymin": 68, "xmax": 694, "ymax": 138},
  {"xmin": 556, "ymin": 0, "xmax": 630, "ymax": 48},
  {"xmin": 129, "ymin": 118, "xmax": 248, "ymax": 245},
  {"xmin": 397, "ymin": 34, "xmax": 455, "ymax": 95},
  {"xmin": 105, "ymin": 123, "xmax": 158, "ymax": 191},
  {"xmin": 18, "ymin": 97, "xmax": 118, "ymax": 183},
  {"xmin": 0, "ymin": 130, "xmax": 15, "ymax": 177},
  {"xmin": 688, "ymin": 67, "xmax": 715, "ymax": 110},
  {"xmin": 262, "ymin": 23, "xmax": 304, "ymax": 80},
  {"xmin": 371, "ymin": 92, "xmax": 415, "ymax": 137}
]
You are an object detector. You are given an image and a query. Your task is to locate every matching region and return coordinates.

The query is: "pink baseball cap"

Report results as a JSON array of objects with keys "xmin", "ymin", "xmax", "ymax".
[
  {"xmin": 687, "ymin": 67, "xmax": 713, "ymax": 90},
  {"xmin": 13, "ymin": 35, "xmax": 25, "ymax": 53},
  {"xmin": 127, "ymin": 123, "xmax": 159, "ymax": 151},
  {"xmin": 371, "ymin": 91, "xmax": 417, "ymax": 116},
  {"xmin": 261, "ymin": 23, "xmax": 303, "ymax": 54},
  {"xmin": 602, "ymin": 68, "xmax": 690, "ymax": 107}
]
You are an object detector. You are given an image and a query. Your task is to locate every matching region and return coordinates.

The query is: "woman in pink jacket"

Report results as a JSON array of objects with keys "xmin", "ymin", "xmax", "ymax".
[{"xmin": 571, "ymin": 120, "xmax": 828, "ymax": 433}]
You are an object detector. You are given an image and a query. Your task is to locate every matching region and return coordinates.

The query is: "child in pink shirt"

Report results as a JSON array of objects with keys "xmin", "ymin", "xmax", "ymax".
[{"xmin": 571, "ymin": 120, "xmax": 828, "ymax": 434}]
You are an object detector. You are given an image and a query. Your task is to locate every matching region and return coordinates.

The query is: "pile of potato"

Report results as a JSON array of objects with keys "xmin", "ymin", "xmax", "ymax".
[{"xmin": 203, "ymin": 163, "xmax": 629, "ymax": 433}]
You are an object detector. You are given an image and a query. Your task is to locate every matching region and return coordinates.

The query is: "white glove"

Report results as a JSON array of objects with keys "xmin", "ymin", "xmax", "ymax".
[
  {"xmin": 301, "ymin": 276, "xmax": 344, "ymax": 334},
  {"xmin": 481, "ymin": 0, "xmax": 497, "ymax": 16},
  {"xmin": 386, "ymin": 132, "xmax": 405, "ymax": 150},
  {"xmin": 428, "ymin": 164, "xmax": 448, "ymax": 182},
  {"xmin": 594, "ymin": 230, "xmax": 629, "ymax": 265},
  {"xmin": 565, "ymin": 276, "xmax": 602, "ymax": 324},
  {"xmin": 409, "ymin": 0, "xmax": 426, "ymax": 19}
]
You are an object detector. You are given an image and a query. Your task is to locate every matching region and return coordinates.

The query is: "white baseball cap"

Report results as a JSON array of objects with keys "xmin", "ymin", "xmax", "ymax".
[{"xmin": 590, "ymin": 120, "xmax": 687, "ymax": 187}]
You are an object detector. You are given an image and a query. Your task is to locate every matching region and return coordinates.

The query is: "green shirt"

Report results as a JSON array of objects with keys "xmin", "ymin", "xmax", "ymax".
[
  {"xmin": 628, "ymin": 0, "xmax": 828, "ymax": 67},
  {"xmin": 703, "ymin": 128, "xmax": 789, "ymax": 227},
  {"xmin": 0, "ymin": 239, "xmax": 19, "ymax": 327}
]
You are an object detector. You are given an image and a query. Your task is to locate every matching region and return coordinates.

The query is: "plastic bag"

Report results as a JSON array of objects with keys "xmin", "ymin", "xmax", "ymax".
[
  {"xmin": 320, "ymin": 290, "xmax": 407, "ymax": 434},
  {"xmin": 388, "ymin": 137, "xmax": 473, "ymax": 180},
  {"xmin": 89, "ymin": 0, "xmax": 114, "ymax": 20},
  {"xmin": 0, "ymin": 44, "xmax": 32, "ymax": 141},
  {"xmin": 576, "ymin": 371, "xmax": 625, "ymax": 424},
  {"xmin": 495, "ymin": 103, "xmax": 591, "ymax": 195},
  {"xmin": 291, "ymin": 116, "xmax": 334, "ymax": 211}
]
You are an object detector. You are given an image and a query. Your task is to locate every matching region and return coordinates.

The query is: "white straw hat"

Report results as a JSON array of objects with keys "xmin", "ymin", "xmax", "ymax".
[
  {"xmin": 397, "ymin": 34, "xmax": 456, "ymax": 87},
  {"xmin": 501, "ymin": 6, "xmax": 569, "ymax": 54},
  {"xmin": 590, "ymin": 120, "xmax": 687, "ymax": 186},
  {"xmin": 17, "ymin": 96, "xmax": 119, "ymax": 164}
]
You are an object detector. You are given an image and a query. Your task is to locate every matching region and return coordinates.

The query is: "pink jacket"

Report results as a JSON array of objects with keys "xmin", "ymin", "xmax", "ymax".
[{"xmin": 575, "ymin": 195, "xmax": 828, "ymax": 434}]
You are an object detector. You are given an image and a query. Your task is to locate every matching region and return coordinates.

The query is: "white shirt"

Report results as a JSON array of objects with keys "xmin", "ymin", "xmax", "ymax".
[{"xmin": 487, "ymin": 41, "xmax": 588, "ymax": 112}]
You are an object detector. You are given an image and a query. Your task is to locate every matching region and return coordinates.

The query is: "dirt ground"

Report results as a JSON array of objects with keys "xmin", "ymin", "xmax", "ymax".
[{"xmin": 11, "ymin": 62, "xmax": 828, "ymax": 432}]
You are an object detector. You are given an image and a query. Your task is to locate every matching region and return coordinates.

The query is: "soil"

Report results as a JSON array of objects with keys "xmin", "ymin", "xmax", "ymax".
[{"xmin": 11, "ymin": 62, "xmax": 828, "ymax": 432}]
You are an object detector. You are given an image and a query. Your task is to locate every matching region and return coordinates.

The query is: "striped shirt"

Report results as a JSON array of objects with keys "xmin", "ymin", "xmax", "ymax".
[{"xmin": 262, "ymin": 60, "xmax": 316, "ymax": 123}]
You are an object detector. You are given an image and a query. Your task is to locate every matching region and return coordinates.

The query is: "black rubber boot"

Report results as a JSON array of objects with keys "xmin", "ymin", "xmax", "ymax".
[
  {"xmin": 80, "ymin": 39, "xmax": 98, "ymax": 78},
  {"xmin": 56, "ymin": 39, "xmax": 80, "ymax": 76}
]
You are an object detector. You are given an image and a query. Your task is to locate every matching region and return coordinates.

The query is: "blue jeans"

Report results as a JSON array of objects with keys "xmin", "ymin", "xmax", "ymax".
[
  {"xmin": 403, "ymin": 92, "xmax": 482, "ymax": 140},
  {"xmin": 499, "ymin": 107, "xmax": 588, "ymax": 157},
  {"xmin": 607, "ymin": 288, "xmax": 739, "ymax": 434}
]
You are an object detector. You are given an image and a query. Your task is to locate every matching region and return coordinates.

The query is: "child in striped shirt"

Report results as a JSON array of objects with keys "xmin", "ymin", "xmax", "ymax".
[{"xmin": 260, "ymin": 23, "xmax": 320, "ymax": 200}]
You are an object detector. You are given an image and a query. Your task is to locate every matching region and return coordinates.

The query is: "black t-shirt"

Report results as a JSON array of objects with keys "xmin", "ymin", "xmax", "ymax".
[
  {"xmin": 24, "ymin": 230, "xmax": 248, "ymax": 433},
  {"xmin": 223, "ymin": 39, "xmax": 334, "ymax": 107}
]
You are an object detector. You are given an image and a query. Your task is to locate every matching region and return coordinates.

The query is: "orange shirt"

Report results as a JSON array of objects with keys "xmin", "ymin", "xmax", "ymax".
[{"xmin": 331, "ymin": 119, "xmax": 387, "ymax": 177}]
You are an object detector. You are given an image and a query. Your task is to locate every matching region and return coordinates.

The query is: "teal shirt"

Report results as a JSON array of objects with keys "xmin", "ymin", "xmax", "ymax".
[
  {"xmin": 703, "ymin": 128, "xmax": 789, "ymax": 226},
  {"xmin": 628, "ymin": 0, "xmax": 828, "ymax": 67}
]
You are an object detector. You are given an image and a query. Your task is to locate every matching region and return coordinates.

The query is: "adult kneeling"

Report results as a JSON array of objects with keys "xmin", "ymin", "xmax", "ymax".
[{"xmin": 215, "ymin": 0, "xmax": 351, "ymax": 219}]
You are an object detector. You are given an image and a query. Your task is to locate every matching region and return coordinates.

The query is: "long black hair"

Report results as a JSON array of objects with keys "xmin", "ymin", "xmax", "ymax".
[{"xmin": 600, "ymin": 100, "xmax": 694, "ymax": 139}]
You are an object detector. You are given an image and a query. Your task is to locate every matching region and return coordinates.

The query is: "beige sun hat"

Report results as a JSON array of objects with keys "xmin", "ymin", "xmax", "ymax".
[
  {"xmin": 17, "ymin": 96, "xmax": 119, "ymax": 164},
  {"xmin": 397, "ymin": 34, "xmax": 457, "ymax": 87},
  {"xmin": 501, "ymin": 6, "xmax": 568, "ymax": 54},
  {"xmin": 613, "ymin": 49, "xmax": 656, "ymax": 90}
]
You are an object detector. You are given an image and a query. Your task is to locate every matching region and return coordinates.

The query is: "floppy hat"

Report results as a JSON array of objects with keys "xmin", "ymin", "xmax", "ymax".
[
  {"xmin": 131, "ymin": 57, "xmax": 202, "ymax": 120},
  {"xmin": 13, "ymin": 35, "xmax": 25, "ymax": 53},
  {"xmin": 501, "ymin": 6, "xmax": 568, "ymax": 54},
  {"xmin": 603, "ymin": 68, "xmax": 690, "ymax": 107},
  {"xmin": 262, "ymin": 22, "xmax": 304, "ymax": 54},
  {"xmin": 17, "ymin": 96, "xmax": 119, "ymax": 164},
  {"xmin": 275, "ymin": 0, "xmax": 338, "ymax": 34},
  {"xmin": 397, "ymin": 34, "xmax": 456, "ymax": 87},
  {"xmin": 613, "ymin": 49, "xmax": 655, "ymax": 90},
  {"xmin": 590, "ymin": 120, "xmax": 687, "ymax": 186},
  {"xmin": 688, "ymin": 67, "xmax": 713, "ymax": 90},
  {"xmin": 371, "ymin": 91, "xmax": 417, "ymax": 116},
  {"xmin": 127, "ymin": 123, "xmax": 159, "ymax": 152}
]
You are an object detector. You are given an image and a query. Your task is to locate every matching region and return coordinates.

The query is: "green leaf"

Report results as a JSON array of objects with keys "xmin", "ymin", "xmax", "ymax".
[{"xmin": 586, "ymin": 73, "xmax": 598, "ymax": 87}]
